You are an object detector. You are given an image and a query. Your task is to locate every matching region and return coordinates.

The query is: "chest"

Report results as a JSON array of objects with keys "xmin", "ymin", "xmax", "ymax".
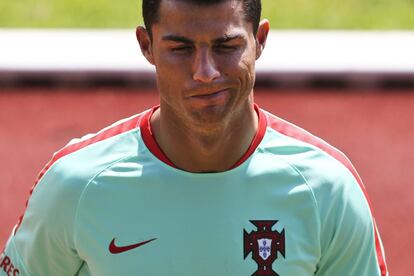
[{"xmin": 75, "ymin": 170, "xmax": 320, "ymax": 275}]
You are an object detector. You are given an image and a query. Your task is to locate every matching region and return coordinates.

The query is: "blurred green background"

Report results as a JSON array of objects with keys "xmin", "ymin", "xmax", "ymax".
[{"xmin": 1, "ymin": 0, "xmax": 414, "ymax": 29}]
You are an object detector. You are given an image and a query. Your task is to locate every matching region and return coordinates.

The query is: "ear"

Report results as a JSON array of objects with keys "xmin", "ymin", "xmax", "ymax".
[
  {"xmin": 255, "ymin": 19, "xmax": 270, "ymax": 60},
  {"xmin": 136, "ymin": 26, "xmax": 155, "ymax": 65}
]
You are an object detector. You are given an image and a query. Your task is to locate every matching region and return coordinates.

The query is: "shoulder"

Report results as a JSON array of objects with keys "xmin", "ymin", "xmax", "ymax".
[
  {"xmin": 258, "ymin": 109, "xmax": 373, "ymax": 219},
  {"xmin": 15, "ymin": 111, "xmax": 148, "ymax": 234},
  {"xmin": 260, "ymin": 109, "xmax": 363, "ymax": 190},
  {"xmin": 38, "ymin": 111, "xmax": 146, "ymax": 189}
]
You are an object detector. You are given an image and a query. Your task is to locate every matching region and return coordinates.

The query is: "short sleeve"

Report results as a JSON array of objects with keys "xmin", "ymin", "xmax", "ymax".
[
  {"xmin": 314, "ymin": 168, "xmax": 385, "ymax": 276},
  {"xmin": 1, "ymin": 161, "xmax": 85, "ymax": 276}
]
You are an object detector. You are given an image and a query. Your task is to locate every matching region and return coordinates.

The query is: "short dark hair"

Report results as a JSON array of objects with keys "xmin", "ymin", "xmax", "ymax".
[{"xmin": 142, "ymin": 0, "xmax": 262, "ymax": 37}]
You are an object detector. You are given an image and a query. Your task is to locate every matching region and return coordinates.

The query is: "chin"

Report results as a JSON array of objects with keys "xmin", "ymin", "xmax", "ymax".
[{"xmin": 188, "ymin": 104, "xmax": 232, "ymax": 127}]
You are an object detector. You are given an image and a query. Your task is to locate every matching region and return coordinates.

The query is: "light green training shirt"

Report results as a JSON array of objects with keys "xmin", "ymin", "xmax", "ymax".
[{"xmin": 1, "ymin": 105, "xmax": 387, "ymax": 276}]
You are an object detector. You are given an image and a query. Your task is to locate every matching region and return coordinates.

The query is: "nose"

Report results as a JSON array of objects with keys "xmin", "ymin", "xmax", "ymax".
[{"xmin": 193, "ymin": 48, "xmax": 220, "ymax": 83}]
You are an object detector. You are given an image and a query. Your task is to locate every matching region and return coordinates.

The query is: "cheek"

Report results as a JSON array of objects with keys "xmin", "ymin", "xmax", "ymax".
[
  {"xmin": 154, "ymin": 52, "xmax": 185, "ymax": 85},
  {"xmin": 154, "ymin": 58, "xmax": 189, "ymax": 104},
  {"xmin": 219, "ymin": 46, "xmax": 256, "ymax": 84},
  {"xmin": 156, "ymin": 71, "xmax": 179, "ymax": 103},
  {"xmin": 234, "ymin": 53, "xmax": 256, "ymax": 91}
]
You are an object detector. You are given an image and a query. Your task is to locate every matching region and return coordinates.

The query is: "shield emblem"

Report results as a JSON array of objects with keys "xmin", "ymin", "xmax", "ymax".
[
  {"xmin": 244, "ymin": 220, "xmax": 285, "ymax": 275},
  {"xmin": 257, "ymin": 238, "xmax": 272, "ymax": 260}
]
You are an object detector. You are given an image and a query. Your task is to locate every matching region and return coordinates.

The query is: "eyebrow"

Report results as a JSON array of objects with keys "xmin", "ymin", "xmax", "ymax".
[
  {"xmin": 214, "ymin": 34, "xmax": 245, "ymax": 44},
  {"xmin": 161, "ymin": 35, "xmax": 194, "ymax": 44},
  {"xmin": 161, "ymin": 34, "xmax": 245, "ymax": 44}
]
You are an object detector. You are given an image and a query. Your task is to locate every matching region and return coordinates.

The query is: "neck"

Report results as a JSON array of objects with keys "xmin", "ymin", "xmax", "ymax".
[{"xmin": 151, "ymin": 102, "xmax": 259, "ymax": 173}]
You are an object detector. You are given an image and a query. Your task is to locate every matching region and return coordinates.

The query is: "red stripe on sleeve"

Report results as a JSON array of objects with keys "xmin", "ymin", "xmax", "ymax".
[
  {"xmin": 264, "ymin": 111, "xmax": 388, "ymax": 276},
  {"xmin": 13, "ymin": 113, "xmax": 144, "ymax": 235}
]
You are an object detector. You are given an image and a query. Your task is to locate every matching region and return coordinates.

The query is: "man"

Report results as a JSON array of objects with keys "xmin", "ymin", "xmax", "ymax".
[{"xmin": 1, "ymin": 0, "xmax": 387, "ymax": 275}]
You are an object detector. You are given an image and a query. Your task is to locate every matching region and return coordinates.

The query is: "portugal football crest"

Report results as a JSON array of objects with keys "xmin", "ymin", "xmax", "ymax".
[{"xmin": 244, "ymin": 220, "xmax": 285, "ymax": 276}]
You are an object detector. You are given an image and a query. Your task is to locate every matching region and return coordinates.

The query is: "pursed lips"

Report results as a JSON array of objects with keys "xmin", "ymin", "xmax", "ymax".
[
  {"xmin": 189, "ymin": 88, "xmax": 229, "ymax": 98},
  {"xmin": 185, "ymin": 88, "xmax": 231, "ymax": 107}
]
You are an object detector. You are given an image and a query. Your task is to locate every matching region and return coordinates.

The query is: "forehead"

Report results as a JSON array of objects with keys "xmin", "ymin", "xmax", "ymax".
[{"xmin": 154, "ymin": 0, "xmax": 252, "ymax": 40}]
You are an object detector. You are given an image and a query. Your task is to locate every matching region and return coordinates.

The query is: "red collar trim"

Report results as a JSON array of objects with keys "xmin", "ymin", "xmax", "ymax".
[
  {"xmin": 229, "ymin": 104, "xmax": 267, "ymax": 169},
  {"xmin": 140, "ymin": 103, "xmax": 267, "ymax": 170},
  {"xmin": 140, "ymin": 105, "xmax": 176, "ymax": 168}
]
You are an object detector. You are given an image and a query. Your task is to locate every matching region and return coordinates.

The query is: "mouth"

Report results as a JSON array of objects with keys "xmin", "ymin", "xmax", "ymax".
[
  {"xmin": 190, "ymin": 89, "xmax": 229, "ymax": 99},
  {"xmin": 187, "ymin": 88, "xmax": 231, "ymax": 106}
]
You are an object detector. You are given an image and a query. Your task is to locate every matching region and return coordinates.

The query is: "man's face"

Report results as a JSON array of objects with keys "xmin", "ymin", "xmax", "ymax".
[{"xmin": 139, "ymin": 0, "xmax": 267, "ymax": 128}]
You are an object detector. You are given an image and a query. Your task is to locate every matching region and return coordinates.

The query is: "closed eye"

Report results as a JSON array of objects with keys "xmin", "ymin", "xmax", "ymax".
[
  {"xmin": 217, "ymin": 45, "xmax": 236, "ymax": 49},
  {"xmin": 214, "ymin": 44, "xmax": 239, "ymax": 52},
  {"xmin": 171, "ymin": 45, "xmax": 194, "ymax": 53}
]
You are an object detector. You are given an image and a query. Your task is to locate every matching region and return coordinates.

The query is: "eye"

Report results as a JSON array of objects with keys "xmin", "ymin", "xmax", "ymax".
[
  {"xmin": 171, "ymin": 46, "xmax": 194, "ymax": 53},
  {"xmin": 214, "ymin": 44, "xmax": 238, "ymax": 53}
]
